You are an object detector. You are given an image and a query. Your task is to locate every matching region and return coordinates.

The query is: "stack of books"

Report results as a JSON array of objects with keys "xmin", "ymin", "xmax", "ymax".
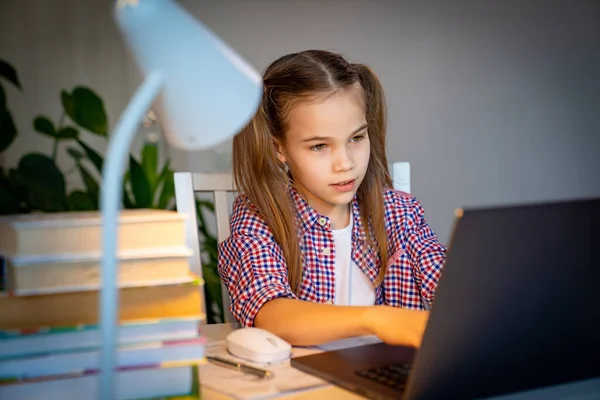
[{"xmin": 0, "ymin": 209, "xmax": 205, "ymax": 399}]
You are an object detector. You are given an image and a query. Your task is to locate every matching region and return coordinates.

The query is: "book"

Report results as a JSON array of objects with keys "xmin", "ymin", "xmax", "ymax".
[
  {"xmin": 0, "ymin": 209, "xmax": 188, "ymax": 257},
  {"xmin": 0, "ymin": 363, "xmax": 201, "ymax": 400},
  {"xmin": 0, "ymin": 337, "xmax": 206, "ymax": 379},
  {"xmin": 0, "ymin": 278, "xmax": 203, "ymax": 330},
  {"xmin": 5, "ymin": 247, "xmax": 194, "ymax": 295},
  {"xmin": 0, "ymin": 316, "xmax": 203, "ymax": 359}
]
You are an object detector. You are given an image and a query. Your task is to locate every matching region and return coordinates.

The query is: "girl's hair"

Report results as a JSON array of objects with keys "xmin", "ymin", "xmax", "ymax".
[{"xmin": 233, "ymin": 50, "xmax": 392, "ymax": 293}]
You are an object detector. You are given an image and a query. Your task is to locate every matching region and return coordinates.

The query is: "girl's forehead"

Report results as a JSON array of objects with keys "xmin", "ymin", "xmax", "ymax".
[{"xmin": 286, "ymin": 90, "xmax": 366, "ymax": 139}]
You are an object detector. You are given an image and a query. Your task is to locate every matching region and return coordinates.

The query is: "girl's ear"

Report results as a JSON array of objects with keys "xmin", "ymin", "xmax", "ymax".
[{"xmin": 273, "ymin": 138, "xmax": 287, "ymax": 164}]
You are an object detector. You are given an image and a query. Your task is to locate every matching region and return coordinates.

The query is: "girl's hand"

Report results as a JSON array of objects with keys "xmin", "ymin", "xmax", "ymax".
[{"xmin": 364, "ymin": 306, "xmax": 430, "ymax": 348}]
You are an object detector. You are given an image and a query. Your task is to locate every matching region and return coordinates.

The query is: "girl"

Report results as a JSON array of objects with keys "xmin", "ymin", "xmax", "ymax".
[{"xmin": 218, "ymin": 50, "xmax": 447, "ymax": 347}]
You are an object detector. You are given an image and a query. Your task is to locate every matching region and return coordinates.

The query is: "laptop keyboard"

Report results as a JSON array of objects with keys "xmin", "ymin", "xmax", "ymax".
[{"xmin": 355, "ymin": 363, "xmax": 412, "ymax": 391}]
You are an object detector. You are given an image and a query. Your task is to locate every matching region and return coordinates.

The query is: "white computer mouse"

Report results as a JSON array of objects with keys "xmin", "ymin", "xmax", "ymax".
[{"xmin": 226, "ymin": 327, "xmax": 292, "ymax": 364}]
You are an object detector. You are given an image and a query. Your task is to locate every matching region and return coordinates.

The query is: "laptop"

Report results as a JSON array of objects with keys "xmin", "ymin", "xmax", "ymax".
[{"xmin": 291, "ymin": 198, "xmax": 600, "ymax": 399}]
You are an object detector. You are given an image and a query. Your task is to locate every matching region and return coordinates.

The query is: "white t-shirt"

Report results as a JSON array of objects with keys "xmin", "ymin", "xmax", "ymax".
[{"xmin": 332, "ymin": 217, "xmax": 376, "ymax": 306}]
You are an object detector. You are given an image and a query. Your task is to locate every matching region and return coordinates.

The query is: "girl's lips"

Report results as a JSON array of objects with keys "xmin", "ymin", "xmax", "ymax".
[{"xmin": 331, "ymin": 179, "xmax": 356, "ymax": 192}]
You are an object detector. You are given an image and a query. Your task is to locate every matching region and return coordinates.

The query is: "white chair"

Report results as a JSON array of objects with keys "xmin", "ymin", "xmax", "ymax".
[
  {"xmin": 173, "ymin": 162, "xmax": 410, "ymax": 324},
  {"xmin": 174, "ymin": 172, "xmax": 237, "ymax": 324},
  {"xmin": 389, "ymin": 161, "xmax": 411, "ymax": 194}
]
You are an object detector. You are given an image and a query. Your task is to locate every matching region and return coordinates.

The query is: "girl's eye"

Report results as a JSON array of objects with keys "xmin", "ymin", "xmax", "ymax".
[
  {"xmin": 351, "ymin": 135, "xmax": 365, "ymax": 143},
  {"xmin": 311, "ymin": 144, "xmax": 327, "ymax": 151}
]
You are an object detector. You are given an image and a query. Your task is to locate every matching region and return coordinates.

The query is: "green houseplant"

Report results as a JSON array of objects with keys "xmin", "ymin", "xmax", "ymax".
[{"xmin": 0, "ymin": 59, "xmax": 224, "ymax": 323}]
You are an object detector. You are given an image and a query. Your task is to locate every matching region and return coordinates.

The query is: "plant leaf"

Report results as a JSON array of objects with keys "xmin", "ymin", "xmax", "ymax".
[
  {"xmin": 67, "ymin": 190, "xmax": 96, "ymax": 211},
  {"xmin": 75, "ymin": 162, "xmax": 99, "ymax": 209},
  {"xmin": 192, "ymin": 196, "xmax": 221, "ymax": 323},
  {"xmin": 62, "ymin": 87, "xmax": 108, "ymax": 136},
  {"xmin": 122, "ymin": 169, "xmax": 135, "ymax": 209},
  {"xmin": 9, "ymin": 153, "xmax": 67, "ymax": 211},
  {"xmin": 67, "ymin": 147, "xmax": 84, "ymax": 160},
  {"xmin": 1, "ymin": 165, "xmax": 27, "ymax": 212},
  {"xmin": 157, "ymin": 170, "xmax": 174, "ymax": 209},
  {"xmin": 0, "ymin": 59, "xmax": 21, "ymax": 89},
  {"xmin": 156, "ymin": 159, "xmax": 171, "ymax": 186},
  {"xmin": 0, "ymin": 82, "xmax": 5, "ymax": 115},
  {"xmin": 76, "ymin": 139, "xmax": 103, "ymax": 173},
  {"xmin": 141, "ymin": 142, "xmax": 158, "ymax": 196},
  {"xmin": 0, "ymin": 186, "xmax": 20, "ymax": 214},
  {"xmin": 55, "ymin": 126, "xmax": 79, "ymax": 139},
  {"xmin": 129, "ymin": 154, "xmax": 152, "ymax": 208},
  {"xmin": 0, "ymin": 108, "xmax": 17, "ymax": 153},
  {"xmin": 122, "ymin": 185, "xmax": 135, "ymax": 209},
  {"xmin": 197, "ymin": 199, "xmax": 215, "ymax": 213},
  {"xmin": 61, "ymin": 90, "xmax": 75, "ymax": 120},
  {"xmin": 33, "ymin": 116, "xmax": 56, "ymax": 137},
  {"xmin": 194, "ymin": 199, "xmax": 208, "ymax": 235},
  {"xmin": 203, "ymin": 265, "xmax": 224, "ymax": 323},
  {"xmin": 203, "ymin": 237, "xmax": 219, "ymax": 261}
]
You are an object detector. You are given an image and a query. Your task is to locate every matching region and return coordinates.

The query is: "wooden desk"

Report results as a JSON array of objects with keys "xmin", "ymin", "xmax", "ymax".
[
  {"xmin": 199, "ymin": 323, "xmax": 363, "ymax": 400},
  {"xmin": 199, "ymin": 324, "xmax": 600, "ymax": 400}
]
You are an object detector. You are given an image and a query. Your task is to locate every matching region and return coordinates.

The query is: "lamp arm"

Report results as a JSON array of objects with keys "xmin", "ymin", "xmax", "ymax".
[{"xmin": 99, "ymin": 72, "xmax": 163, "ymax": 400}]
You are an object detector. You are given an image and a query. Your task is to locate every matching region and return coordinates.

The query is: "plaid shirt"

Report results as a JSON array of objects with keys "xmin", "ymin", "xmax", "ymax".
[{"xmin": 218, "ymin": 186, "xmax": 447, "ymax": 327}]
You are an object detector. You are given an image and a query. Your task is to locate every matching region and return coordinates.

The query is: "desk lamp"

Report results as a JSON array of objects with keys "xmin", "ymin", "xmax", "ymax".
[{"xmin": 100, "ymin": 1, "xmax": 262, "ymax": 397}]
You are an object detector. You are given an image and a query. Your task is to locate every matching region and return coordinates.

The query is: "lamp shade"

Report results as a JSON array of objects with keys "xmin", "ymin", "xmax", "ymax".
[{"xmin": 114, "ymin": 0, "xmax": 262, "ymax": 150}]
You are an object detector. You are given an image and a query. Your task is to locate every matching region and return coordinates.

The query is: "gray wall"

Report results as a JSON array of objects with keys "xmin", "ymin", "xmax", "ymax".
[
  {"xmin": 2, "ymin": 0, "xmax": 599, "ymax": 243},
  {"xmin": 180, "ymin": 0, "xmax": 600, "ymax": 243}
]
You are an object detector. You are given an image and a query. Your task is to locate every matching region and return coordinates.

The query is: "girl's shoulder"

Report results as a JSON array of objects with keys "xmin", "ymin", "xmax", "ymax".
[
  {"xmin": 382, "ymin": 187, "xmax": 418, "ymax": 209},
  {"xmin": 228, "ymin": 194, "xmax": 274, "ymax": 239},
  {"xmin": 381, "ymin": 188, "xmax": 429, "ymax": 225}
]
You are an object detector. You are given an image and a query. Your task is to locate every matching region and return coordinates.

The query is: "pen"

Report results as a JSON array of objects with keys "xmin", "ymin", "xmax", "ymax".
[{"xmin": 206, "ymin": 356, "xmax": 274, "ymax": 379}]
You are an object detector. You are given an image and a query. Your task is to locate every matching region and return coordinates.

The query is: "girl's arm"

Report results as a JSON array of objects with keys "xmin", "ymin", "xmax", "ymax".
[
  {"xmin": 220, "ymin": 234, "xmax": 430, "ymax": 347},
  {"xmin": 403, "ymin": 198, "xmax": 447, "ymax": 307},
  {"xmin": 219, "ymin": 195, "xmax": 430, "ymax": 347},
  {"xmin": 255, "ymin": 298, "xmax": 429, "ymax": 347}
]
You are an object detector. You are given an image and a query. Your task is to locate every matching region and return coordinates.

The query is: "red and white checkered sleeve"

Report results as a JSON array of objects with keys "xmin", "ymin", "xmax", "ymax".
[
  {"xmin": 403, "ymin": 198, "xmax": 447, "ymax": 307},
  {"xmin": 217, "ymin": 197, "xmax": 296, "ymax": 327}
]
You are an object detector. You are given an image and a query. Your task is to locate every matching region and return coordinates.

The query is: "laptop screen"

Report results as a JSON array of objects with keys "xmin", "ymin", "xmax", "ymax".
[{"xmin": 405, "ymin": 198, "xmax": 600, "ymax": 399}]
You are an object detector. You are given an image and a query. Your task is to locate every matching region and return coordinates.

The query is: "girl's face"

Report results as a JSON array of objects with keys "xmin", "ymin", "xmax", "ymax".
[{"xmin": 274, "ymin": 88, "xmax": 370, "ymax": 221}]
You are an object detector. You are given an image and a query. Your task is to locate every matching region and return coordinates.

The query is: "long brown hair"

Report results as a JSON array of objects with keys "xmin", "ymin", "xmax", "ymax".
[{"xmin": 233, "ymin": 50, "xmax": 392, "ymax": 293}]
